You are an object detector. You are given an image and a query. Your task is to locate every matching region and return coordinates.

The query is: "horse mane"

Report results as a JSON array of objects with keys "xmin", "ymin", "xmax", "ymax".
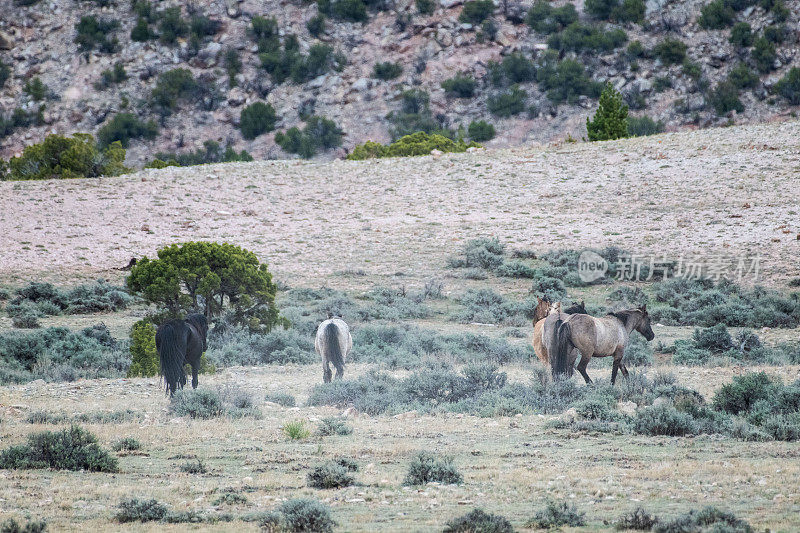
[
  {"xmin": 608, "ymin": 309, "xmax": 640, "ymax": 327},
  {"xmin": 564, "ymin": 301, "xmax": 586, "ymax": 314},
  {"xmin": 185, "ymin": 313, "xmax": 208, "ymax": 335}
]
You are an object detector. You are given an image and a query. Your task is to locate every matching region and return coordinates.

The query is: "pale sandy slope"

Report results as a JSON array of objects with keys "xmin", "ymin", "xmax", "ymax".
[{"xmin": 1, "ymin": 120, "xmax": 798, "ymax": 287}]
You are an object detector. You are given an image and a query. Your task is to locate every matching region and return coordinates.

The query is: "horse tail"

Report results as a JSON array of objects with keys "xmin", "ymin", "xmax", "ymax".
[
  {"xmin": 156, "ymin": 322, "xmax": 187, "ymax": 395},
  {"xmin": 552, "ymin": 320, "xmax": 573, "ymax": 380},
  {"xmin": 323, "ymin": 321, "xmax": 345, "ymax": 375}
]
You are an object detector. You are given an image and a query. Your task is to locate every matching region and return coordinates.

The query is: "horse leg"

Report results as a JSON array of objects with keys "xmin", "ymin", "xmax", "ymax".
[
  {"xmin": 576, "ymin": 351, "xmax": 593, "ymax": 384},
  {"xmin": 335, "ymin": 365, "xmax": 344, "ymax": 380},
  {"xmin": 323, "ymin": 357, "xmax": 332, "ymax": 384},
  {"xmin": 191, "ymin": 362, "xmax": 199, "ymax": 389},
  {"xmin": 611, "ymin": 348, "xmax": 625, "ymax": 385}
]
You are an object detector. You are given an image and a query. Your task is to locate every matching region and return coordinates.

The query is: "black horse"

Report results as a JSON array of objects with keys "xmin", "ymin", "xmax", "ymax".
[{"xmin": 155, "ymin": 313, "xmax": 208, "ymax": 396}]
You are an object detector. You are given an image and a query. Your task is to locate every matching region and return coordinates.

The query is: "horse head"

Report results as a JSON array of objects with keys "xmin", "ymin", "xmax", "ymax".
[{"xmin": 636, "ymin": 304, "xmax": 655, "ymax": 341}]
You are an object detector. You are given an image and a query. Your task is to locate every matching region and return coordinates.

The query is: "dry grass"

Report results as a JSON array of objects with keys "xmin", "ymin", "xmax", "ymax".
[{"xmin": 2, "ymin": 364, "xmax": 800, "ymax": 531}]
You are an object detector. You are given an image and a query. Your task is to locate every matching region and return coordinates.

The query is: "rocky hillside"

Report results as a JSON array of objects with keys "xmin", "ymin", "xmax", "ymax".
[{"xmin": 0, "ymin": 0, "xmax": 798, "ymax": 165}]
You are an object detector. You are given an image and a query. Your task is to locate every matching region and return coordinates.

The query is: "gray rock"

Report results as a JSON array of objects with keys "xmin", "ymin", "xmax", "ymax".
[
  {"xmin": 0, "ymin": 30, "xmax": 13, "ymax": 50},
  {"xmin": 439, "ymin": 0, "xmax": 464, "ymax": 7},
  {"xmin": 351, "ymin": 77, "xmax": 371, "ymax": 92}
]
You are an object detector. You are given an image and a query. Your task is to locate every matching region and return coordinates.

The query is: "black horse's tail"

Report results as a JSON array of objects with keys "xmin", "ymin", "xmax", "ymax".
[
  {"xmin": 323, "ymin": 321, "xmax": 345, "ymax": 375},
  {"xmin": 156, "ymin": 322, "xmax": 187, "ymax": 395},
  {"xmin": 552, "ymin": 320, "xmax": 573, "ymax": 380}
]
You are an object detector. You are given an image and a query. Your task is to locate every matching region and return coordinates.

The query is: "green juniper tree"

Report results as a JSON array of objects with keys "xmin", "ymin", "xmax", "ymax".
[{"xmin": 586, "ymin": 83, "xmax": 629, "ymax": 141}]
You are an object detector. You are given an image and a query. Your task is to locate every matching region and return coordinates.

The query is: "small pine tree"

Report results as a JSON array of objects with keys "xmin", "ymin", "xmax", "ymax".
[
  {"xmin": 128, "ymin": 319, "xmax": 158, "ymax": 377},
  {"xmin": 586, "ymin": 83, "xmax": 628, "ymax": 141}
]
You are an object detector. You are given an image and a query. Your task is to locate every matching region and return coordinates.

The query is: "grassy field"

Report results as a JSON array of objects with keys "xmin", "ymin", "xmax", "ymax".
[{"xmin": 1, "ymin": 122, "xmax": 800, "ymax": 531}]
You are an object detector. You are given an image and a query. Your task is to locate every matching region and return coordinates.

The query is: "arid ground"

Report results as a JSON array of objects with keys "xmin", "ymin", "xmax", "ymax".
[{"xmin": 1, "ymin": 121, "xmax": 799, "ymax": 531}]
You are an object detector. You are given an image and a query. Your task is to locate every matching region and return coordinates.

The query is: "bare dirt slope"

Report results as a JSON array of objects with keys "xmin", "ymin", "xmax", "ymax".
[{"xmin": 2, "ymin": 120, "xmax": 799, "ymax": 288}]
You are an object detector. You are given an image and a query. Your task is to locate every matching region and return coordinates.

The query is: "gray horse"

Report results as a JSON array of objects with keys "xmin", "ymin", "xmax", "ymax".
[
  {"xmin": 553, "ymin": 305, "xmax": 654, "ymax": 384},
  {"xmin": 315, "ymin": 315, "xmax": 353, "ymax": 383}
]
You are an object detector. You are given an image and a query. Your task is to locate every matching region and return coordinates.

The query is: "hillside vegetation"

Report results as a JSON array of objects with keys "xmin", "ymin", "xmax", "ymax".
[{"xmin": 0, "ymin": 0, "xmax": 799, "ymax": 166}]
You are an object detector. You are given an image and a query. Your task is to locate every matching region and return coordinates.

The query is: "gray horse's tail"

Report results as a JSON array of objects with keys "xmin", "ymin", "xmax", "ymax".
[
  {"xmin": 156, "ymin": 322, "xmax": 187, "ymax": 396},
  {"xmin": 323, "ymin": 321, "xmax": 345, "ymax": 375},
  {"xmin": 552, "ymin": 320, "xmax": 573, "ymax": 379}
]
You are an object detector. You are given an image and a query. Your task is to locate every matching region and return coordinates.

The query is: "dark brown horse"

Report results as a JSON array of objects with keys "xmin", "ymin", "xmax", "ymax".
[
  {"xmin": 155, "ymin": 313, "xmax": 208, "ymax": 395},
  {"xmin": 553, "ymin": 305, "xmax": 654, "ymax": 384}
]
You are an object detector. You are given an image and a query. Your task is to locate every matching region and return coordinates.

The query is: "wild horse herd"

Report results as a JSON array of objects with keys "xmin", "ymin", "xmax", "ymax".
[{"xmin": 155, "ymin": 299, "xmax": 652, "ymax": 395}]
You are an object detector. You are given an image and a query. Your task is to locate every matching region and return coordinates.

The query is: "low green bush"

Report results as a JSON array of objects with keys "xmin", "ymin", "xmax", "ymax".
[
  {"xmin": 278, "ymin": 498, "xmax": 336, "ymax": 533},
  {"xmin": 633, "ymin": 404, "xmax": 697, "ymax": 436},
  {"xmin": 150, "ymin": 68, "xmax": 202, "ymax": 115},
  {"xmin": 417, "ymin": 0, "xmax": 435, "ymax": 14},
  {"xmin": 728, "ymin": 63, "xmax": 759, "ymax": 90},
  {"xmin": 265, "ymin": 392, "xmax": 296, "ymax": 407},
  {"xmin": 627, "ymin": 115, "xmax": 665, "ymax": 136},
  {"xmin": 708, "ymin": 81, "xmax": 744, "ymax": 115},
  {"xmin": 171, "ymin": 389, "xmax": 224, "ymax": 419},
  {"xmin": 459, "ymin": 0, "xmax": 494, "ymax": 24},
  {"xmin": 180, "ymin": 459, "xmax": 207, "ymax": 474},
  {"xmin": 698, "ymin": 0, "xmax": 734, "ymax": 29},
  {"xmin": 526, "ymin": 1, "xmax": 578, "ymax": 34},
  {"xmin": 653, "ymin": 506, "xmax": 752, "ymax": 533},
  {"xmin": 729, "ymin": 22, "xmax": 753, "ymax": 47},
  {"xmin": 372, "ymin": 61, "xmax": 403, "ymax": 80},
  {"xmin": 149, "ymin": 140, "xmax": 252, "ymax": 168},
  {"xmin": 75, "ymin": 15, "xmax": 119, "ymax": 53},
  {"xmin": 487, "ymin": 86, "xmax": 527, "ymax": 117},
  {"xmin": 157, "ymin": 7, "xmax": 189, "ymax": 45},
  {"xmin": 97, "ymin": 113, "xmax": 158, "ymax": 148},
  {"xmin": 95, "ymin": 63, "xmax": 128, "ymax": 90},
  {"xmin": 615, "ymin": 507, "xmax": 659, "ymax": 530},
  {"xmin": 112, "ymin": 437, "xmax": 142, "ymax": 452},
  {"xmin": 307, "ymin": 460, "xmax": 356, "ymax": 488},
  {"xmin": 653, "ymin": 38, "xmax": 687, "ymax": 65},
  {"xmin": 547, "ymin": 22, "xmax": 627, "ymax": 53},
  {"xmin": 316, "ymin": 417, "xmax": 353, "ymax": 436},
  {"xmin": 527, "ymin": 500, "xmax": 585, "ymax": 528},
  {"xmin": 116, "ymin": 498, "xmax": 168, "ymax": 522},
  {"xmin": 0, "ymin": 518, "xmax": 47, "ymax": 533},
  {"xmin": 240, "ymin": 102, "xmax": 278, "ymax": 140},
  {"xmin": 0, "ymin": 425, "xmax": 118, "ymax": 472},
  {"xmin": 348, "ymin": 132, "xmax": 478, "ymax": 160},
  {"xmin": 442, "ymin": 74, "xmax": 476, "ymax": 97},
  {"xmin": 403, "ymin": 451, "xmax": 462, "ymax": 485},
  {"xmin": 468, "ymin": 120, "xmax": 495, "ymax": 142},
  {"xmin": 306, "ymin": 13, "xmax": 327, "ymax": 37},
  {"xmin": 444, "ymin": 508, "xmax": 514, "ymax": 533},
  {"xmin": 283, "ymin": 420, "xmax": 311, "ymax": 440},
  {"xmin": 536, "ymin": 53, "xmax": 603, "ymax": 105},
  {"xmin": 2, "ymin": 134, "xmax": 128, "ymax": 181},
  {"xmin": 0, "ymin": 60, "xmax": 10, "ymax": 89},
  {"xmin": 275, "ymin": 116, "xmax": 343, "ymax": 158},
  {"xmin": 774, "ymin": 67, "xmax": 800, "ymax": 105},
  {"xmin": 752, "ymin": 37, "xmax": 776, "ymax": 73}
]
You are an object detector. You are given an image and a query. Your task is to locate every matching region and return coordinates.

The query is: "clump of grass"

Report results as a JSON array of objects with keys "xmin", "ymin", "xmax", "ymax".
[
  {"xmin": 112, "ymin": 437, "xmax": 141, "ymax": 452},
  {"xmin": 265, "ymin": 392, "xmax": 296, "ymax": 407},
  {"xmin": 283, "ymin": 420, "xmax": 311, "ymax": 440},
  {"xmin": 115, "ymin": 498, "xmax": 168, "ymax": 523},
  {"xmin": 307, "ymin": 460, "xmax": 356, "ymax": 489},
  {"xmin": 403, "ymin": 451, "xmax": 463, "ymax": 485},
  {"xmin": 615, "ymin": 507, "xmax": 659, "ymax": 530},
  {"xmin": 180, "ymin": 459, "xmax": 207, "ymax": 474},
  {"xmin": 316, "ymin": 417, "xmax": 353, "ymax": 436},
  {"xmin": 0, "ymin": 518, "xmax": 47, "ymax": 533},
  {"xmin": 527, "ymin": 499, "xmax": 585, "ymax": 528},
  {"xmin": 171, "ymin": 389, "xmax": 224, "ymax": 419},
  {"xmin": 653, "ymin": 506, "xmax": 751, "ymax": 533},
  {"xmin": 633, "ymin": 404, "xmax": 697, "ymax": 436},
  {"xmin": 444, "ymin": 508, "xmax": 514, "ymax": 532},
  {"xmin": 25, "ymin": 410, "xmax": 68, "ymax": 424},
  {"xmin": 273, "ymin": 498, "xmax": 336, "ymax": 533},
  {"xmin": 171, "ymin": 386, "xmax": 261, "ymax": 419},
  {"xmin": 0, "ymin": 425, "xmax": 118, "ymax": 472},
  {"xmin": 212, "ymin": 492, "xmax": 248, "ymax": 506}
]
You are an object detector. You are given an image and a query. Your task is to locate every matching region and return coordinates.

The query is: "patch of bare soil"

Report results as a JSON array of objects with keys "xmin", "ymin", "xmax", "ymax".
[{"xmin": 1, "ymin": 121, "xmax": 798, "ymax": 290}]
